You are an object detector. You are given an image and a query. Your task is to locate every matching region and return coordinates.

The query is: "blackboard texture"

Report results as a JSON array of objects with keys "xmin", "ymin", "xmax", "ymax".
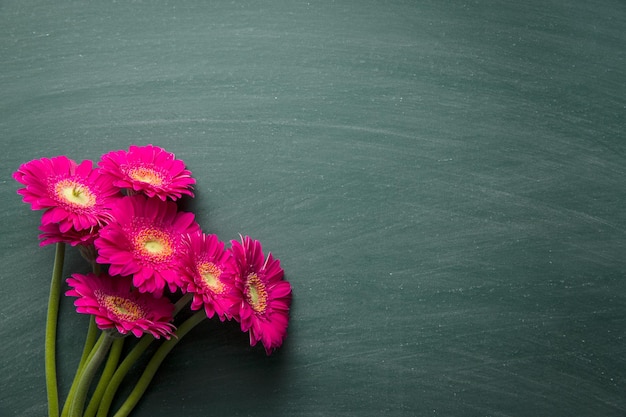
[{"xmin": 1, "ymin": 1, "xmax": 625, "ymax": 416}]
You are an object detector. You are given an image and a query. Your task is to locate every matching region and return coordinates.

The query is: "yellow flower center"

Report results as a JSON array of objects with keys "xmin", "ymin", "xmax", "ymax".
[
  {"xmin": 128, "ymin": 166, "xmax": 165, "ymax": 186},
  {"xmin": 55, "ymin": 179, "xmax": 96, "ymax": 207},
  {"xmin": 245, "ymin": 273, "xmax": 268, "ymax": 314},
  {"xmin": 198, "ymin": 262, "xmax": 224, "ymax": 294},
  {"xmin": 97, "ymin": 292, "xmax": 145, "ymax": 322},
  {"xmin": 133, "ymin": 227, "xmax": 174, "ymax": 263}
]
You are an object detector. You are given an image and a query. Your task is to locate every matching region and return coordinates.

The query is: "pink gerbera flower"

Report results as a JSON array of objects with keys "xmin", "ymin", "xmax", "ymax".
[
  {"xmin": 98, "ymin": 144, "xmax": 195, "ymax": 201},
  {"xmin": 13, "ymin": 156, "xmax": 120, "ymax": 232},
  {"xmin": 38, "ymin": 223, "xmax": 99, "ymax": 247},
  {"xmin": 179, "ymin": 231, "xmax": 239, "ymax": 321},
  {"xmin": 66, "ymin": 272, "xmax": 176, "ymax": 339},
  {"xmin": 230, "ymin": 236, "xmax": 292, "ymax": 355},
  {"xmin": 38, "ymin": 223, "xmax": 100, "ymax": 264},
  {"xmin": 95, "ymin": 195, "xmax": 200, "ymax": 297}
]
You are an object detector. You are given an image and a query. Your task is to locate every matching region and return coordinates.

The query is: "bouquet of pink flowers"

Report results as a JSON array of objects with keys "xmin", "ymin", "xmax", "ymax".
[{"xmin": 14, "ymin": 145, "xmax": 292, "ymax": 417}]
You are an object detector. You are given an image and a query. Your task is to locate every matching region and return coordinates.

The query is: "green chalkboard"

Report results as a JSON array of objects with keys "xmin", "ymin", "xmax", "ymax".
[{"xmin": 1, "ymin": 0, "xmax": 625, "ymax": 416}]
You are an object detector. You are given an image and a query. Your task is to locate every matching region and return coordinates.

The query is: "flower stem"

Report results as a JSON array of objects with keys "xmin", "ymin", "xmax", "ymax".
[
  {"xmin": 173, "ymin": 292, "xmax": 193, "ymax": 316},
  {"xmin": 96, "ymin": 335, "xmax": 155, "ymax": 417},
  {"xmin": 69, "ymin": 332, "xmax": 114, "ymax": 417},
  {"xmin": 61, "ymin": 315, "xmax": 99, "ymax": 417},
  {"xmin": 80, "ymin": 317, "xmax": 101, "ymax": 367},
  {"xmin": 45, "ymin": 242, "xmax": 66, "ymax": 417},
  {"xmin": 112, "ymin": 311, "xmax": 207, "ymax": 417},
  {"xmin": 83, "ymin": 337, "xmax": 125, "ymax": 417},
  {"xmin": 61, "ymin": 261, "xmax": 100, "ymax": 417}
]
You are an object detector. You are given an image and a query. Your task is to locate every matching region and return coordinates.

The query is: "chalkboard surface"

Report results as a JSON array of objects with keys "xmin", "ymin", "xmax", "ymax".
[{"xmin": 1, "ymin": 1, "xmax": 625, "ymax": 416}]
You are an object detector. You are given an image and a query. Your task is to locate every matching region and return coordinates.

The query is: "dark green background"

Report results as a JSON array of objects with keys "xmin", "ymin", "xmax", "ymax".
[{"xmin": 1, "ymin": 1, "xmax": 625, "ymax": 416}]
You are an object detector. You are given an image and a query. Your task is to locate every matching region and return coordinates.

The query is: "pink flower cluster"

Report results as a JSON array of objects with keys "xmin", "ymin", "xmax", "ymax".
[{"xmin": 14, "ymin": 145, "xmax": 292, "ymax": 354}]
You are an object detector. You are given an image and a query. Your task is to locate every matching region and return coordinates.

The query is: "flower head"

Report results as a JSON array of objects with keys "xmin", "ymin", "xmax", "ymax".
[
  {"xmin": 179, "ymin": 231, "xmax": 239, "ymax": 321},
  {"xmin": 230, "ymin": 236, "xmax": 292, "ymax": 355},
  {"xmin": 38, "ymin": 223, "xmax": 99, "ymax": 247},
  {"xmin": 66, "ymin": 272, "xmax": 176, "ymax": 339},
  {"xmin": 95, "ymin": 195, "xmax": 200, "ymax": 297},
  {"xmin": 13, "ymin": 156, "xmax": 120, "ymax": 232},
  {"xmin": 99, "ymin": 145, "xmax": 195, "ymax": 201},
  {"xmin": 38, "ymin": 223, "xmax": 100, "ymax": 264}
]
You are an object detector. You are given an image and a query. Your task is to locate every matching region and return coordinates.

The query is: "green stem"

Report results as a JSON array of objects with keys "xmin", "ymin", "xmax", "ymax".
[
  {"xmin": 173, "ymin": 292, "xmax": 193, "ymax": 316},
  {"xmin": 61, "ymin": 252, "xmax": 102, "ymax": 417},
  {"xmin": 112, "ymin": 311, "xmax": 207, "ymax": 417},
  {"xmin": 83, "ymin": 337, "xmax": 125, "ymax": 417},
  {"xmin": 45, "ymin": 242, "xmax": 66, "ymax": 417},
  {"xmin": 63, "ymin": 333, "xmax": 106, "ymax": 417},
  {"xmin": 61, "ymin": 316, "xmax": 99, "ymax": 417},
  {"xmin": 96, "ymin": 335, "xmax": 154, "ymax": 417},
  {"xmin": 78, "ymin": 264, "xmax": 103, "ymax": 372},
  {"xmin": 79, "ymin": 317, "xmax": 100, "ymax": 368},
  {"xmin": 69, "ymin": 332, "xmax": 114, "ymax": 417}
]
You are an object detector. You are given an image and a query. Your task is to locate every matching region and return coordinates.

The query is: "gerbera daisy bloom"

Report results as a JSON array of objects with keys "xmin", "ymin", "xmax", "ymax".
[
  {"xmin": 39, "ymin": 223, "xmax": 100, "ymax": 264},
  {"xmin": 229, "ymin": 236, "xmax": 292, "ymax": 355},
  {"xmin": 95, "ymin": 195, "xmax": 200, "ymax": 297},
  {"xmin": 179, "ymin": 231, "xmax": 239, "ymax": 321},
  {"xmin": 98, "ymin": 144, "xmax": 195, "ymax": 201},
  {"xmin": 66, "ymin": 272, "xmax": 176, "ymax": 339},
  {"xmin": 38, "ymin": 223, "xmax": 99, "ymax": 247},
  {"xmin": 13, "ymin": 156, "xmax": 120, "ymax": 232}
]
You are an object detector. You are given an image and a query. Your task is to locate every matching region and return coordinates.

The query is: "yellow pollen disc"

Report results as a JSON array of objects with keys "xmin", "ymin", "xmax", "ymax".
[
  {"xmin": 134, "ymin": 228, "xmax": 174, "ymax": 262},
  {"xmin": 98, "ymin": 292, "xmax": 145, "ymax": 322},
  {"xmin": 246, "ymin": 273, "xmax": 268, "ymax": 314},
  {"xmin": 128, "ymin": 166, "xmax": 165, "ymax": 186},
  {"xmin": 198, "ymin": 262, "xmax": 224, "ymax": 294},
  {"xmin": 55, "ymin": 179, "xmax": 96, "ymax": 207}
]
